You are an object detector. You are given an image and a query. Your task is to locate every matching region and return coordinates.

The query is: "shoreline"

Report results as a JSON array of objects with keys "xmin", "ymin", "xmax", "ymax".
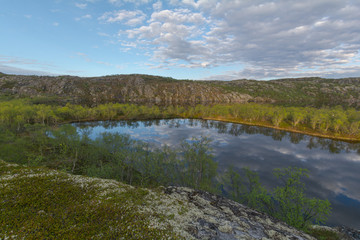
[
  {"xmin": 201, "ymin": 117, "xmax": 360, "ymax": 143},
  {"xmin": 63, "ymin": 116, "xmax": 360, "ymax": 143}
]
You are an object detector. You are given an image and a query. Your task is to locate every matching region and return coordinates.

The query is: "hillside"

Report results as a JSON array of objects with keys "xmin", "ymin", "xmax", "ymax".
[
  {"xmin": 0, "ymin": 74, "xmax": 254, "ymax": 106},
  {"xmin": 0, "ymin": 160, "xmax": 319, "ymax": 240},
  {"xmin": 1, "ymin": 73, "xmax": 360, "ymax": 108},
  {"xmin": 205, "ymin": 77, "xmax": 360, "ymax": 108}
]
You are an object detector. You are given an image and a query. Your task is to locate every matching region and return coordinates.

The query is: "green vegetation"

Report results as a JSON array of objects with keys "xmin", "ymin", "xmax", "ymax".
[
  {"xmin": 0, "ymin": 122, "xmax": 331, "ymax": 234},
  {"xmin": 1, "ymin": 99, "xmax": 359, "ymax": 140},
  {"xmin": 2, "ymin": 74, "xmax": 360, "ymax": 108},
  {"xmin": 205, "ymin": 77, "xmax": 360, "ymax": 108},
  {"xmin": 307, "ymin": 227, "xmax": 342, "ymax": 240},
  {"xmin": 0, "ymin": 160, "xmax": 180, "ymax": 239},
  {"xmin": 223, "ymin": 167, "xmax": 331, "ymax": 230},
  {"xmin": 0, "ymin": 124, "xmax": 219, "ymax": 193},
  {"xmin": 1, "ymin": 97, "xmax": 353, "ymax": 238}
]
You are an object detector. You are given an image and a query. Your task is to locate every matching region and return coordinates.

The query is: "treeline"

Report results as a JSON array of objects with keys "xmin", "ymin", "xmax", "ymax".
[
  {"xmin": 0, "ymin": 124, "xmax": 330, "ymax": 231},
  {"xmin": 1, "ymin": 99, "xmax": 359, "ymax": 139}
]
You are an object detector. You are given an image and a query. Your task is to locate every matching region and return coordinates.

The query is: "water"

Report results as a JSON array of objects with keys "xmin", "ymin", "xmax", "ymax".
[{"xmin": 73, "ymin": 119, "xmax": 360, "ymax": 229}]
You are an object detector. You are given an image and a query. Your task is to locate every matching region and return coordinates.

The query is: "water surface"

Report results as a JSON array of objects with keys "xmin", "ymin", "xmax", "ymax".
[{"xmin": 73, "ymin": 119, "xmax": 360, "ymax": 229}]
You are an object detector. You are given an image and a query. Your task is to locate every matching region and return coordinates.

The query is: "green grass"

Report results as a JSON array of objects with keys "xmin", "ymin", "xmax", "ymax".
[{"xmin": 0, "ymin": 160, "xmax": 180, "ymax": 239}]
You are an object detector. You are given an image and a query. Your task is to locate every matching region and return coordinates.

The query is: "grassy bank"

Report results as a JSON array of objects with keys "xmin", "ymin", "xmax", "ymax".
[{"xmin": 1, "ymin": 98, "xmax": 359, "ymax": 141}]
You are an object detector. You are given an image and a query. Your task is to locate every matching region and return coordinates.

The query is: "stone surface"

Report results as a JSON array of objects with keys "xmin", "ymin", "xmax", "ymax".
[
  {"xmin": 0, "ymin": 74, "xmax": 255, "ymax": 105},
  {"xmin": 152, "ymin": 186, "xmax": 316, "ymax": 240}
]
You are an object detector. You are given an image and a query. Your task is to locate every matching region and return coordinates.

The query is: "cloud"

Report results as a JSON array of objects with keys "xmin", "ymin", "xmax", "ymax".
[
  {"xmin": 53, "ymin": 22, "xmax": 59, "ymax": 27},
  {"xmin": 107, "ymin": 0, "xmax": 360, "ymax": 79},
  {"xmin": 74, "ymin": 52, "xmax": 123, "ymax": 69},
  {"xmin": 0, "ymin": 55, "xmax": 54, "ymax": 67},
  {"xmin": 75, "ymin": 3, "xmax": 87, "ymax": 9},
  {"xmin": 99, "ymin": 10, "xmax": 146, "ymax": 26},
  {"xmin": 75, "ymin": 14, "xmax": 92, "ymax": 21},
  {"xmin": 153, "ymin": 1, "xmax": 162, "ymax": 11},
  {"xmin": 0, "ymin": 55, "xmax": 56, "ymax": 75},
  {"xmin": 108, "ymin": 0, "xmax": 151, "ymax": 6},
  {"xmin": 125, "ymin": 8, "xmax": 209, "ymax": 66},
  {"xmin": 0, "ymin": 64, "xmax": 55, "ymax": 76}
]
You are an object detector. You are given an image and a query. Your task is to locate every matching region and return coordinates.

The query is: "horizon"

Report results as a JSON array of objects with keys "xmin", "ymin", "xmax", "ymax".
[
  {"xmin": 3, "ymin": 71, "xmax": 359, "ymax": 82},
  {"xmin": 1, "ymin": 1, "xmax": 360, "ymax": 80}
]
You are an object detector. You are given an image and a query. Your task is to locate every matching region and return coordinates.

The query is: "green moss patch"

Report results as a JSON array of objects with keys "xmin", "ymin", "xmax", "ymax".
[
  {"xmin": 0, "ymin": 160, "xmax": 179, "ymax": 239},
  {"xmin": 307, "ymin": 226, "xmax": 342, "ymax": 240}
]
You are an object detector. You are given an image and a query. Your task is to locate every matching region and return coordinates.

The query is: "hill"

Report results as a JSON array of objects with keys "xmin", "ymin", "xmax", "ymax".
[
  {"xmin": 206, "ymin": 77, "xmax": 360, "ymax": 108},
  {"xmin": 0, "ymin": 74, "xmax": 254, "ymax": 106},
  {"xmin": 1, "ymin": 74, "xmax": 359, "ymax": 108}
]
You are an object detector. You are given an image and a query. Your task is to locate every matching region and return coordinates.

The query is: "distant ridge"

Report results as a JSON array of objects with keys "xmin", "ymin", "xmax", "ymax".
[{"xmin": 1, "ymin": 73, "xmax": 359, "ymax": 108}]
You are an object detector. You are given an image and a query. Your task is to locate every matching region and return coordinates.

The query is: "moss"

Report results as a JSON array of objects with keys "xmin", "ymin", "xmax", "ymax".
[
  {"xmin": 0, "ymin": 160, "xmax": 181, "ymax": 239},
  {"xmin": 307, "ymin": 227, "xmax": 342, "ymax": 240},
  {"xmin": 1, "ymin": 80, "xmax": 17, "ymax": 89}
]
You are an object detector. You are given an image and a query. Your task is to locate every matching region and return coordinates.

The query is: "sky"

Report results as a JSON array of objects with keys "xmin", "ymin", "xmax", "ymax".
[{"xmin": 1, "ymin": 0, "xmax": 360, "ymax": 80}]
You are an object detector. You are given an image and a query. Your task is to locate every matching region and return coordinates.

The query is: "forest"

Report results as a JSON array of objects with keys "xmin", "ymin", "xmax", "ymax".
[{"xmin": 1, "ymin": 98, "xmax": 359, "ymax": 140}]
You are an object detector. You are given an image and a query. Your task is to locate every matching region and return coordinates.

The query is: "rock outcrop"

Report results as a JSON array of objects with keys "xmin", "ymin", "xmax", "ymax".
[
  {"xmin": 159, "ymin": 186, "xmax": 316, "ymax": 240},
  {"xmin": 0, "ymin": 74, "xmax": 255, "ymax": 105}
]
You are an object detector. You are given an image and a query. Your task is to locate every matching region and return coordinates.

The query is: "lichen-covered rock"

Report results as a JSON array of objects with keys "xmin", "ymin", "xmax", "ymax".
[
  {"xmin": 153, "ymin": 186, "xmax": 316, "ymax": 240},
  {"xmin": 0, "ymin": 74, "xmax": 255, "ymax": 105}
]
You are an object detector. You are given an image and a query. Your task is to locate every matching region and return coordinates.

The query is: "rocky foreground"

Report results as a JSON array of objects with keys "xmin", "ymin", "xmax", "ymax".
[{"xmin": 0, "ymin": 160, "xmax": 358, "ymax": 239}]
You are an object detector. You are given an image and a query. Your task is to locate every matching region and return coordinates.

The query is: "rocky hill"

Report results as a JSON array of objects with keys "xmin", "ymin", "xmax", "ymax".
[
  {"xmin": 0, "ymin": 160, "xmax": 321, "ymax": 239},
  {"xmin": 205, "ymin": 77, "xmax": 360, "ymax": 108},
  {"xmin": 1, "ymin": 73, "xmax": 360, "ymax": 108},
  {"xmin": 0, "ymin": 74, "xmax": 255, "ymax": 106}
]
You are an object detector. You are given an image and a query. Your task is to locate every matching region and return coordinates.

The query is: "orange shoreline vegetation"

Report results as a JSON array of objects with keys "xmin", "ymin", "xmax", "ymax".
[
  {"xmin": 202, "ymin": 116, "xmax": 360, "ymax": 142},
  {"xmin": 1, "ymin": 99, "xmax": 359, "ymax": 142}
]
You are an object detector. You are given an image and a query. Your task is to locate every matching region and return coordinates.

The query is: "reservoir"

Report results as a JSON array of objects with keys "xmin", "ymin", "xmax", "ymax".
[{"xmin": 73, "ymin": 119, "xmax": 360, "ymax": 229}]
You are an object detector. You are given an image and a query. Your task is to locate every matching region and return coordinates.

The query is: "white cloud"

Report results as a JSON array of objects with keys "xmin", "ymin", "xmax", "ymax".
[
  {"xmin": 0, "ymin": 64, "xmax": 55, "ymax": 76},
  {"xmin": 108, "ymin": 0, "xmax": 151, "ymax": 6},
  {"xmin": 153, "ymin": 1, "xmax": 162, "ymax": 11},
  {"xmin": 74, "ymin": 52, "xmax": 123, "ymax": 69},
  {"xmin": 99, "ymin": 10, "xmax": 146, "ymax": 26},
  {"xmin": 75, "ymin": 14, "xmax": 92, "ymax": 21},
  {"xmin": 75, "ymin": 3, "xmax": 87, "ymax": 9},
  {"xmin": 101, "ymin": 0, "xmax": 360, "ymax": 79},
  {"xmin": 98, "ymin": 32, "xmax": 111, "ymax": 37},
  {"xmin": 150, "ymin": 8, "xmax": 206, "ymax": 24},
  {"xmin": 124, "ymin": 8, "xmax": 209, "ymax": 67},
  {"xmin": 53, "ymin": 22, "xmax": 59, "ymax": 27},
  {"xmin": 0, "ymin": 55, "xmax": 57, "ymax": 75}
]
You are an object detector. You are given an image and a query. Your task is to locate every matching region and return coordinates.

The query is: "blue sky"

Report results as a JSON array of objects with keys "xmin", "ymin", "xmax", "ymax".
[{"xmin": 1, "ymin": 0, "xmax": 360, "ymax": 80}]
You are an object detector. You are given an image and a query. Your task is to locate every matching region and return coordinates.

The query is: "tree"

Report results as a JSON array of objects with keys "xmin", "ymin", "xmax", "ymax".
[
  {"xmin": 289, "ymin": 108, "xmax": 306, "ymax": 127},
  {"xmin": 271, "ymin": 108, "xmax": 286, "ymax": 127},
  {"xmin": 181, "ymin": 137, "xmax": 218, "ymax": 192},
  {"xmin": 224, "ymin": 167, "xmax": 272, "ymax": 214},
  {"xmin": 222, "ymin": 167, "xmax": 331, "ymax": 231},
  {"xmin": 272, "ymin": 167, "xmax": 331, "ymax": 230}
]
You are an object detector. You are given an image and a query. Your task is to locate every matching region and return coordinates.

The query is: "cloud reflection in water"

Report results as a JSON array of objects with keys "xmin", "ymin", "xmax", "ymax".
[{"xmin": 73, "ymin": 119, "xmax": 360, "ymax": 229}]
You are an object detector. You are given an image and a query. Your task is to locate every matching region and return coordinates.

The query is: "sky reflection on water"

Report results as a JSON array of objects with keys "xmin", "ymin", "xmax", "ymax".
[{"xmin": 73, "ymin": 119, "xmax": 360, "ymax": 229}]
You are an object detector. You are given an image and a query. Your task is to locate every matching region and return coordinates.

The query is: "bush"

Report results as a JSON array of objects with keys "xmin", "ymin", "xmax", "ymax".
[{"xmin": 224, "ymin": 167, "xmax": 331, "ymax": 230}]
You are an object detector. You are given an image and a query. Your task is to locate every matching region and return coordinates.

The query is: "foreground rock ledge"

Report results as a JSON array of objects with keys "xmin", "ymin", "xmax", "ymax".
[{"xmin": 161, "ymin": 186, "xmax": 314, "ymax": 240}]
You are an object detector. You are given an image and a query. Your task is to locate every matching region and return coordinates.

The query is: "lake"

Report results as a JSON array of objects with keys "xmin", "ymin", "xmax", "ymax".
[{"xmin": 73, "ymin": 119, "xmax": 360, "ymax": 229}]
